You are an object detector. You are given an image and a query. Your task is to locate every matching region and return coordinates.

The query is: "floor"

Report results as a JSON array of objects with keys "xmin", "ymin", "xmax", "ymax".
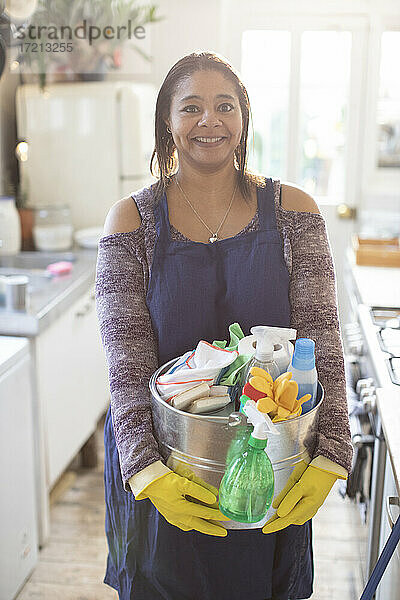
[{"xmin": 17, "ymin": 414, "xmax": 368, "ymax": 600}]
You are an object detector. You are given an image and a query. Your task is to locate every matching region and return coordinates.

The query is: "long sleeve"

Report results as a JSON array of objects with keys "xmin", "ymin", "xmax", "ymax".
[
  {"xmin": 283, "ymin": 210, "xmax": 353, "ymax": 474},
  {"xmin": 95, "ymin": 228, "xmax": 163, "ymax": 490}
]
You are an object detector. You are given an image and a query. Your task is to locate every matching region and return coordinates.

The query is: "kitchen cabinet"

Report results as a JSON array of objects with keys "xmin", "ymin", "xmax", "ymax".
[
  {"xmin": 35, "ymin": 283, "xmax": 109, "ymax": 488},
  {"xmin": 376, "ymin": 450, "xmax": 400, "ymax": 600},
  {"xmin": 0, "ymin": 338, "xmax": 38, "ymax": 600},
  {"xmin": 0, "ymin": 249, "xmax": 109, "ymax": 546}
]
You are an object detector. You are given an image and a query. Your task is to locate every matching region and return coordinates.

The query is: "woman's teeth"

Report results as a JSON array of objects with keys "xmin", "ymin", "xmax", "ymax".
[{"xmin": 193, "ymin": 137, "xmax": 224, "ymax": 143}]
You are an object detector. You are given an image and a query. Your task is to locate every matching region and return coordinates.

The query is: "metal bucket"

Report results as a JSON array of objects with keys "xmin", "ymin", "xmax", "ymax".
[{"xmin": 149, "ymin": 358, "xmax": 324, "ymax": 529}]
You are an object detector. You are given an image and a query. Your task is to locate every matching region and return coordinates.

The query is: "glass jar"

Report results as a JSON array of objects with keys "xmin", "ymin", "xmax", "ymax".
[{"xmin": 33, "ymin": 204, "xmax": 73, "ymax": 251}]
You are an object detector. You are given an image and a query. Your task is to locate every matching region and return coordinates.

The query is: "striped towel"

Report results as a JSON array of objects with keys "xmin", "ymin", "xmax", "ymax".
[{"xmin": 156, "ymin": 340, "xmax": 238, "ymax": 402}]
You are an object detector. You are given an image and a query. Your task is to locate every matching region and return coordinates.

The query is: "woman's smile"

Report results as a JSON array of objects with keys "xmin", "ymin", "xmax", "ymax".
[{"xmin": 191, "ymin": 135, "xmax": 227, "ymax": 146}]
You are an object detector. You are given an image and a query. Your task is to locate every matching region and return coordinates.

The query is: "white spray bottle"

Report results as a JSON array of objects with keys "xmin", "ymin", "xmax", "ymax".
[
  {"xmin": 243, "ymin": 326, "xmax": 280, "ymax": 385},
  {"xmin": 258, "ymin": 326, "xmax": 297, "ymax": 375}
]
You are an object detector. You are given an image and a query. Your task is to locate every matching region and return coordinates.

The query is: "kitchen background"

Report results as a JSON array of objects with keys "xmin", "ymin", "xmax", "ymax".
[{"xmin": 0, "ymin": 0, "xmax": 399, "ymax": 598}]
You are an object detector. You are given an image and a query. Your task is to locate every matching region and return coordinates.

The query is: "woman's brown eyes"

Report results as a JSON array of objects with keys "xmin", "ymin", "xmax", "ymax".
[
  {"xmin": 181, "ymin": 103, "xmax": 234, "ymax": 113},
  {"xmin": 219, "ymin": 103, "xmax": 234, "ymax": 112}
]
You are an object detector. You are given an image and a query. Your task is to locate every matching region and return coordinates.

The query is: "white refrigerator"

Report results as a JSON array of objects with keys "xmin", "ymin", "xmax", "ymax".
[{"xmin": 16, "ymin": 81, "xmax": 157, "ymax": 229}]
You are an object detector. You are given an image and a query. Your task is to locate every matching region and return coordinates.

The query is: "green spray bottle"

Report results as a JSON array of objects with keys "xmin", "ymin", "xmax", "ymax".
[
  {"xmin": 225, "ymin": 394, "xmax": 253, "ymax": 466},
  {"xmin": 219, "ymin": 397, "xmax": 279, "ymax": 523}
]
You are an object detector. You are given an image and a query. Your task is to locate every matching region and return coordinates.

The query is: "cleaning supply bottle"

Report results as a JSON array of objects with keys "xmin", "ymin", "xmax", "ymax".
[
  {"xmin": 225, "ymin": 394, "xmax": 253, "ymax": 466},
  {"xmin": 242, "ymin": 326, "xmax": 279, "ymax": 386},
  {"xmin": 219, "ymin": 398, "xmax": 278, "ymax": 523},
  {"xmin": 288, "ymin": 338, "xmax": 318, "ymax": 413},
  {"xmin": 260, "ymin": 326, "xmax": 297, "ymax": 374}
]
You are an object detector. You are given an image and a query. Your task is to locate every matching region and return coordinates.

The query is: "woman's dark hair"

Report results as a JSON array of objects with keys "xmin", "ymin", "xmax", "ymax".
[{"xmin": 150, "ymin": 51, "xmax": 265, "ymax": 201}]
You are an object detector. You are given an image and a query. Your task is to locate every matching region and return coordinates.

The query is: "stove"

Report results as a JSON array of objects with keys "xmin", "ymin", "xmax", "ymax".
[{"xmin": 344, "ymin": 304, "xmax": 400, "ymax": 580}]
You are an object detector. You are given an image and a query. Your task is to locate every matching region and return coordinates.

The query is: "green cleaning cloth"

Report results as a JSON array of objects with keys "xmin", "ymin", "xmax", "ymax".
[{"xmin": 213, "ymin": 323, "xmax": 253, "ymax": 386}]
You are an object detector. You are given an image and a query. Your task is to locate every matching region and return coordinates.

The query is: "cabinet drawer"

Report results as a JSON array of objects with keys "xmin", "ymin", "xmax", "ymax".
[{"xmin": 36, "ymin": 285, "xmax": 109, "ymax": 487}]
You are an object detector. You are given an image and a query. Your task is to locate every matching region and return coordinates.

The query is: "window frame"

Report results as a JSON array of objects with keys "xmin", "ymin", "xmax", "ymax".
[{"xmin": 362, "ymin": 15, "xmax": 400, "ymax": 199}]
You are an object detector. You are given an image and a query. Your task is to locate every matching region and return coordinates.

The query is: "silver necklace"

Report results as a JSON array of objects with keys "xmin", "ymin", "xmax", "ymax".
[{"xmin": 175, "ymin": 178, "xmax": 238, "ymax": 243}]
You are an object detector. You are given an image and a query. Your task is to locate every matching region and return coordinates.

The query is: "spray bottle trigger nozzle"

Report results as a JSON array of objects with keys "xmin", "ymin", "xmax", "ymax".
[
  {"xmin": 261, "ymin": 410, "xmax": 280, "ymax": 436},
  {"xmin": 241, "ymin": 398, "xmax": 280, "ymax": 438}
]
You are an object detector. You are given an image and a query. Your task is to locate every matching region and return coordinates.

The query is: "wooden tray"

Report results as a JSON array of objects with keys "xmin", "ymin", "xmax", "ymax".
[{"xmin": 352, "ymin": 234, "xmax": 400, "ymax": 267}]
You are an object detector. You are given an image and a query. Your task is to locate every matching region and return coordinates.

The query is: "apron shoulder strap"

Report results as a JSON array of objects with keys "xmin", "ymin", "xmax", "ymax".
[
  {"xmin": 258, "ymin": 177, "xmax": 278, "ymax": 230},
  {"xmin": 130, "ymin": 184, "xmax": 165, "ymax": 236}
]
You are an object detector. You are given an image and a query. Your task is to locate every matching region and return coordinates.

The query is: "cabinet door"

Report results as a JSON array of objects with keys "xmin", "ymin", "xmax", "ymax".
[
  {"xmin": 36, "ymin": 285, "xmax": 109, "ymax": 488},
  {"xmin": 0, "ymin": 352, "xmax": 38, "ymax": 599},
  {"xmin": 376, "ymin": 451, "xmax": 400, "ymax": 600}
]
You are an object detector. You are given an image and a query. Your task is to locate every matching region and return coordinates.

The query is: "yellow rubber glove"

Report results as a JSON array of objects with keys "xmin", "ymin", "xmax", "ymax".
[
  {"xmin": 170, "ymin": 461, "xmax": 220, "ymax": 509},
  {"xmin": 270, "ymin": 459, "xmax": 309, "ymax": 510},
  {"xmin": 262, "ymin": 462, "xmax": 340, "ymax": 534},
  {"xmin": 135, "ymin": 471, "xmax": 229, "ymax": 537}
]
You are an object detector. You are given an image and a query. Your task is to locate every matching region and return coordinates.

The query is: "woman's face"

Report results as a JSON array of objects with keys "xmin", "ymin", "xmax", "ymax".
[{"xmin": 166, "ymin": 69, "xmax": 243, "ymax": 171}]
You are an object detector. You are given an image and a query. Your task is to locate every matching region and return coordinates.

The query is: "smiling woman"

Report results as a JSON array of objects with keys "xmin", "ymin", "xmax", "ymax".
[
  {"xmin": 96, "ymin": 50, "xmax": 352, "ymax": 600},
  {"xmin": 147, "ymin": 54, "xmax": 268, "ymax": 244},
  {"xmin": 150, "ymin": 52, "xmax": 264, "ymax": 201}
]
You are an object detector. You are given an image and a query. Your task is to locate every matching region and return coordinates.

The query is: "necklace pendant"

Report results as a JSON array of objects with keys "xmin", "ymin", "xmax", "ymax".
[{"xmin": 209, "ymin": 234, "xmax": 218, "ymax": 243}]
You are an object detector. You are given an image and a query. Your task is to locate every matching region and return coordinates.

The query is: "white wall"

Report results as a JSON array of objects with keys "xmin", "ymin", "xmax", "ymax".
[
  {"xmin": 107, "ymin": 0, "xmax": 224, "ymax": 89},
  {"xmin": 150, "ymin": 0, "xmax": 223, "ymax": 87}
]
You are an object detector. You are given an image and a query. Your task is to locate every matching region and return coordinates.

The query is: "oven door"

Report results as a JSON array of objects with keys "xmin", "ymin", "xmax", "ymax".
[
  {"xmin": 354, "ymin": 304, "xmax": 396, "ymax": 577},
  {"xmin": 343, "ymin": 322, "xmax": 377, "ymax": 519},
  {"xmin": 375, "ymin": 448, "xmax": 400, "ymax": 600}
]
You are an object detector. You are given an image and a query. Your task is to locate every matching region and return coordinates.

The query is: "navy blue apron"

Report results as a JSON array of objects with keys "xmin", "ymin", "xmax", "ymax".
[{"xmin": 104, "ymin": 177, "xmax": 314, "ymax": 600}]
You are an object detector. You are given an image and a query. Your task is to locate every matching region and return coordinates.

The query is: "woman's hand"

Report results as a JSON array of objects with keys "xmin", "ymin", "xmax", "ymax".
[
  {"xmin": 134, "ymin": 470, "xmax": 229, "ymax": 536},
  {"xmin": 262, "ymin": 462, "xmax": 339, "ymax": 534},
  {"xmin": 169, "ymin": 460, "xmax": 220, "ymax": 509}
]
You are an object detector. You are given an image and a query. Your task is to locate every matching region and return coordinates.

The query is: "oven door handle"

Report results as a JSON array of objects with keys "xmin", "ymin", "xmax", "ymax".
[
  {"xmin": 386, "ymin": 496, "xmax": 400, "ymax": 529},
  {"xmin": 367, "ymin": 409, "xmax": 385, "ymax": 441},
  {"xmin": 360, "ymin": 513, "xmax": 400, "ymax": 600}
]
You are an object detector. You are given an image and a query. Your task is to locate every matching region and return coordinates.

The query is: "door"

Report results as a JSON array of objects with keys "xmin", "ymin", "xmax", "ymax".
[
  {"xmin": 16, "ymin": 81, "xmax": 158, "ymax": 230},
  {"xmin": 16, "ymin": 82, "xmax": 122, "ymax": 229}
]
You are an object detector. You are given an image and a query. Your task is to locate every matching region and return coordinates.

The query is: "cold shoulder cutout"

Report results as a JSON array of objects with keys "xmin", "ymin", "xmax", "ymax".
[
  {"xmin": 280, "ymin": 182, "xmax": 321, "ymax": 214},
  {"xmin": 102, "ymin": 196, "xmax": 142, "ymax": 236}
]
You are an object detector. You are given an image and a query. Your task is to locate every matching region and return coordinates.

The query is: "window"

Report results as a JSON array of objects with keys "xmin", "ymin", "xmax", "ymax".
[
  {"xmin": 299, "ymin": 31, "xmax": 351, "ymax": 197},
  {"xmin": 376, "ymin": 31, "xmax": 400, "ymax": 168},
  {"xmin": 242, "ymin": 28, "xmax": 352, "ymax": 202},
  {"xmin": 241, "ymin": 30, "xmax": 291, "ymax": 178}
]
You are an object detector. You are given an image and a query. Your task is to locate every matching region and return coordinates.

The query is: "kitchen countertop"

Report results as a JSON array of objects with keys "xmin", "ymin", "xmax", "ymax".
[
  {"xmin": 0, "ymin": 246, "xmax": 98, "ymax": 337},
  {"xmin": 346, "ymin": 248, "xmax": 400, "ymax": 308},
  {"xmin": 377, "ymin": 388, "xmax": 400, "ymax": 497}
]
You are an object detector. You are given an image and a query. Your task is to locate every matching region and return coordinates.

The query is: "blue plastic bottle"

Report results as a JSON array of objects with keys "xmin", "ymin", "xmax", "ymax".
[{"xmin": 288, "ymin": 338, "xmax": 318, "ymax": 413}]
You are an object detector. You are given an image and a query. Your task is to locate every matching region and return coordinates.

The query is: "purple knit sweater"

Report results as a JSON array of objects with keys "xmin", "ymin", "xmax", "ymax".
[{"xmin": 95, "ymin": 179, "xmax": 353, "ymax": 489}]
